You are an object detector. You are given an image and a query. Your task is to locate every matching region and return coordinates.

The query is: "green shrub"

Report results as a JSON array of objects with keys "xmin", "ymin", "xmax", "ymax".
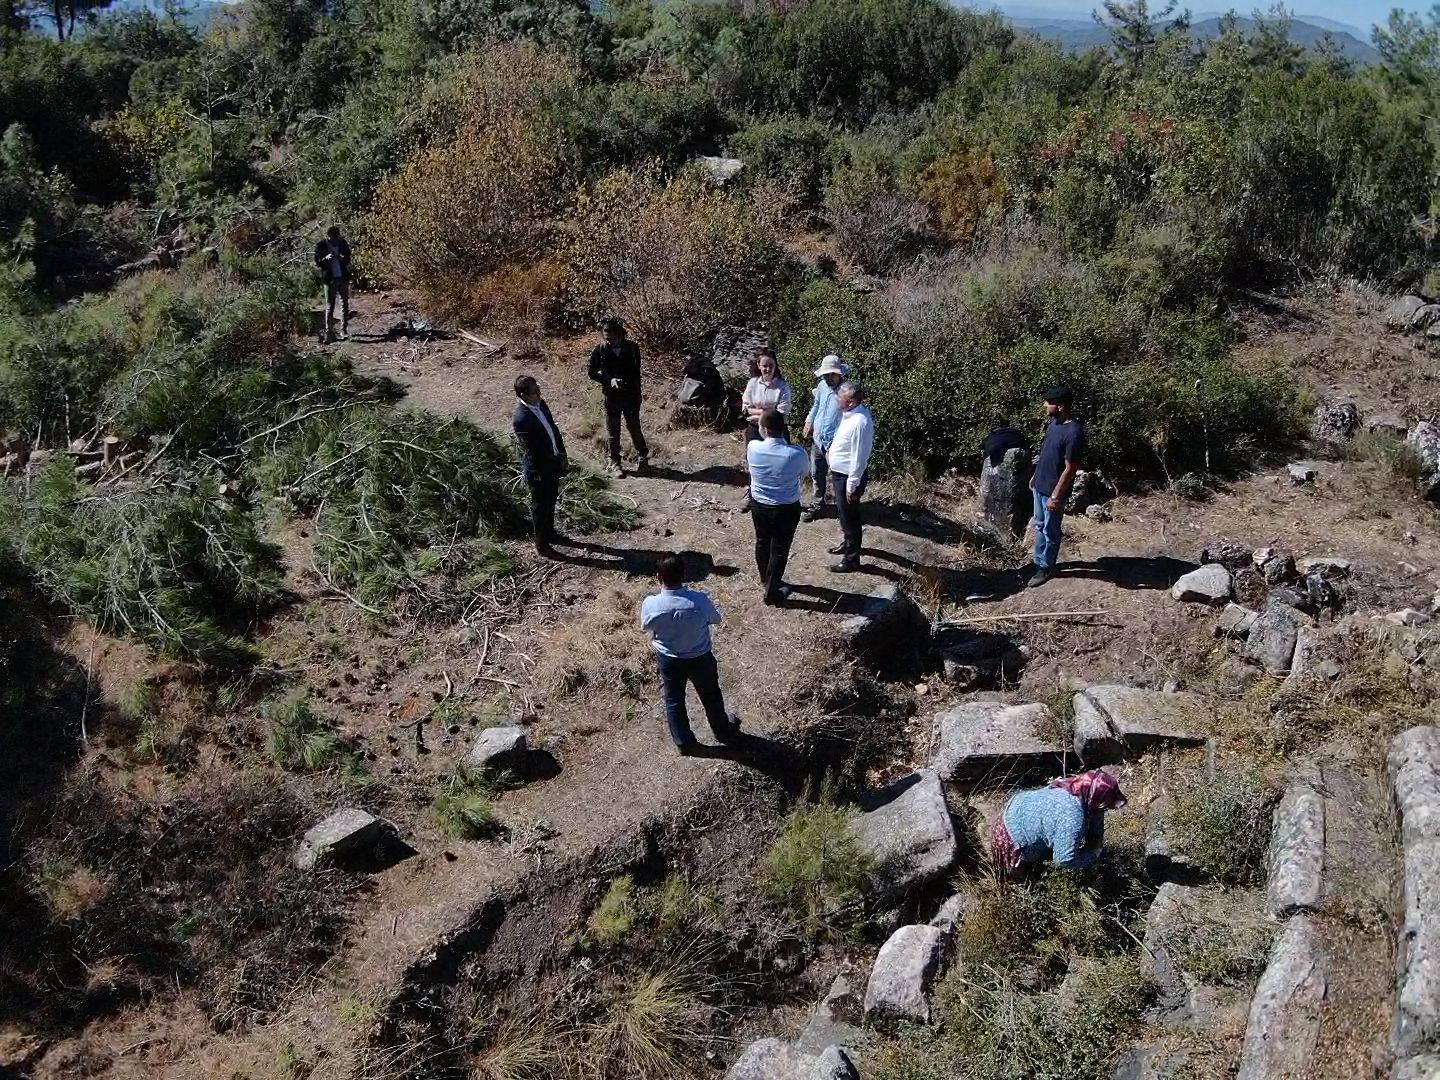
[
  {"xmin": 760, "ymin": 800, "xmax": 873, "ymax": 939},
  {"xmin": 729, "ymin": 115, "xmax": 843, "ymax": 210},
  {"xmin": 587, "ymin": 874, "xmax": 637, "ymax": 947},
  {"xmin": 261, "ymin": 689, "xmax": 359, "ymax": 774},
  {"xmin": 433, "ymin": 772, "xmax": 501, "ymax": 839},
  {"xmin": 1167, "ymin": 764, "xmax": 1280, "ymax": 886},
  {"xmin": 7, "ymin": 462, "xmax": 283, "ymax": 664}
]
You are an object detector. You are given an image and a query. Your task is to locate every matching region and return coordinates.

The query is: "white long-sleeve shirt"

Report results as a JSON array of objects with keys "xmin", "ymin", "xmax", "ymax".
[
  {"xmin": 826, "ymin": 405, "xmax": 874, "ymax": 494},
  {"xmin": 742, "ymin": 375, "xmax": 791, "ymax": 419}
]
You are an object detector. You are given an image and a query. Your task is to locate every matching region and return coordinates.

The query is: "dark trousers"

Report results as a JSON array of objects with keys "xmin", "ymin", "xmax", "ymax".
[
  {"xmin": 527, "ymin": 471, "xmax": 560, "ymax": 549},
  {"xmin": 810, "ymin": 441, "xmax": 830, "ymax": 507},
  {"xmin": 751, "ymin": 501, "xmax": 801, "ymax": 601},
  {"xmin": 655, "ymin": 651, "xmax": 737, "ymax": 747},
  {"xmin": 604, "ymin": 392, "xmax": 648, "ymax": 464},
  {"xmin": 325, "ymin": 278, "xmax": 350, "ymax": 336},
  {"xmin": 831, "ymin": 469, "xmax": 867, "ymax": 564}
]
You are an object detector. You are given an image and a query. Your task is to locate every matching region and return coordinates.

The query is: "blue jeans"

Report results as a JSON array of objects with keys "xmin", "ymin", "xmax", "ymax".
[
  {"xmin": 655, "ymin": 651, "xmax": 738, "ymax": 747},
  {"xmin": 1032, "ymin": 488, "xmax": 1064, "ymax": 569}
]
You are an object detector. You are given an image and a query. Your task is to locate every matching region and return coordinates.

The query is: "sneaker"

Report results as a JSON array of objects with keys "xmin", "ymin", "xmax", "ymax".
[
  {"xmin": 830, "ymin": 560, "xmax": 860, "ymax": 574},
  {"xmin": 827, "ymin": 542, "xmax": 849, "ymax": 556},
  {"xmin": 1027, "ymin": 568, "xmax": 1052, "ymax": 588},
  {"xmin": 802, "ymin": 504, "xmax": 824, "ymax": 522},
  {"xmin": 607, "ymin": 462, "xmax": 626, "ymax": 479}
]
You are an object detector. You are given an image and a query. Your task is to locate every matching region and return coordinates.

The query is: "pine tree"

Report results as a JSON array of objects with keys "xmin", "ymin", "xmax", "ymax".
[{"xmin": 1093, "ymin": 0, "xmax": 1190, "ymax": 72}]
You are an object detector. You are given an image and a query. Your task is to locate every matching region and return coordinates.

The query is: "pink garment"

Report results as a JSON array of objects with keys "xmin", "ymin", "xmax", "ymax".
[
  {"xmin": 990, "ymin": 811, "xmax": 1023, "ymax": 877},
  {"xmin": 1048, "ymin": 769, "xmax": 1127, "ymax": 813}
]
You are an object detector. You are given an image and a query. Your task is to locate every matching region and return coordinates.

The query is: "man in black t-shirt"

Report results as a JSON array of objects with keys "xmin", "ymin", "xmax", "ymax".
[
  {"xmin": 587, "ymin": 317, "xmax": 649, "ymax": 477},
  {"xmin": 1028, "ymin": 385, "xmax": 1085, "ymax": 588}
]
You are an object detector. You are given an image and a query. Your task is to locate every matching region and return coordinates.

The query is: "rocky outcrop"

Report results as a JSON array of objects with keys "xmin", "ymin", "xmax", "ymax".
[
  {"xmin": 1388, "ymin": 726, "xmax": 1440, "ymax": 1063},
  {"xmin": 1313, "ymin": 400, "xmax": 1361, "ymax": 446},
  {"xmin": 1170, "ymin": 564, "xmax": 1232, "ymax": 605},
  {"xmin": 293, "ymin": 808, "xmax": 386, "ymax": 870},
  {"xmin": 864, "ymin": 924, "xmax": 946, "ymax": 1024},
  {"xmin": 932, "ymin": 701, "xmax": 1066, "ymax": 783},
  {"xmin": 1236, "ymin": 916, "xmax": 1326, "ymax": 1080},
  {"xmin": 977, "ymin": 446, "xmax": 1032, "ymax": 537},
  {"xmin": 1408, "ymin": 421, "xmax": 1440, "ymax": 501},
  {"xmin": 1267, "ymin": 774, "xmax": 1325, "ymax": 918},
  {"xmin": 853, "ymin": 769, "xmax": 958, "ymax": 904},
  {"xmin": 1243, "ymin": 601, "xmax": 1302, "ymax": 677},
  {"xmin": 836, "ymin": 584, "xmax": 929, "ymax": 667},
  {"xmin": 1072, "ymin": 685, "xmax": 1207, "ymax": 765}
]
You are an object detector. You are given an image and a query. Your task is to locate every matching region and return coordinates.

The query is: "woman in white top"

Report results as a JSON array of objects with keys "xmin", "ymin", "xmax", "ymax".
[{"xmin": 742, "ymin": 348, "xmax": 792, "ymax": 445}]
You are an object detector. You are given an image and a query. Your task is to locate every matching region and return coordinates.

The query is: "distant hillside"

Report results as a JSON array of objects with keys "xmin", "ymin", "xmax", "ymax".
[{"xmin": 983, "ymin": 6, "xmax": 1380, "ymax": 62}]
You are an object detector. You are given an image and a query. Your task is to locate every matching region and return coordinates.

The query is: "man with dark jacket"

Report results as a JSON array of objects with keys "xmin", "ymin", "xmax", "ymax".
[
  {"xmin": 313, "ymin": 225, "xmax": 352, "ymax": 342},
  {"xmin": 512, "ymin": 375, "xmax": 568, "ymax": 558},
  {"xmin": 587, "ymin": 317, "xmax": 649, "ymax": 477}
]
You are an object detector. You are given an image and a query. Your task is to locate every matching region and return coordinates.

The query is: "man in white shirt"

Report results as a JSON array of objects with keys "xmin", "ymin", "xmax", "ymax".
[
  {"xmin": 825, "ymin": 380, "xmax": 874, "ymax": 573},
  {"xmin": 746, "ymin": 409, "xmax": 810, "ymax": 606}
]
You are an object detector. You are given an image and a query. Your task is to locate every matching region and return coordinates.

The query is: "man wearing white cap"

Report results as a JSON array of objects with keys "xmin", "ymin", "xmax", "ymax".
[{"xmin": 801, "ymin": 354, "xmax": 848, "ymax": 522}]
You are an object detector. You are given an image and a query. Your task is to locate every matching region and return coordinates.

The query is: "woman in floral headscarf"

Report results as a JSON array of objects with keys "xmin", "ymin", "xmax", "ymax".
[{"xmin": 990, "ymin": 770, "xmax": 1128, "ymax": 876}]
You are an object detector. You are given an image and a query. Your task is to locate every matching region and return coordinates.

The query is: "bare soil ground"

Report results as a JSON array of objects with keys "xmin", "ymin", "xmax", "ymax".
[{"xmin": 15, "ymin": 284, "xmax": 1438, "ymax": 1078}]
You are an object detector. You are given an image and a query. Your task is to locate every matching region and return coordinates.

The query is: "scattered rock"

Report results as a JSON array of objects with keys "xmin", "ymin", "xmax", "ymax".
[
  {"xmin": 1312, "ymin": 400, "xmax": 1361, "ymax": 445},
  {"xmin": 293, "ymin": 808, "xmax": 386, "ymax": 870},
  {"xmin": 697, "ymin": 155, "xmax": 745, "ymax": 185},
  {"xmin": 977, "ymin": 445, "xmax": 1032, "ymax": 537},
  {"xmin": 1170, "ymin": 563, "xmax": 1232, "ymax": 605},
  {"xmin": 1366, "ymin": 412, "xmax": 1409, "ymax": 439},
  {"xmin": 1242, "ymin": 601, "xmax": 1302, "ymax": 677},
  {"xmin": 1216, "ymin": 603, "xmax": 1260, "ymax": 640},
  {"xmin": 1286, "ymin": 462, "xmax": 1316, "ymax": 485},
  {"xmin": 1408, "ymin": 421, "xmax": 1440, "ymax": 500},
  {"xmin": 1388, "ymin": 726, "xmax": 1440, "ymax": 1060},
  {"xmin": 929, "ymin": 891, "xmax": 976, "ymax": 936},
  {"xmin": 1235, "ymin": 916, "xmax": 1326, "ymax": 1080},
  {"xmin": 1200, "ymin": 542, "xmax": 1253, "ymax": 570},
  {"xmin": 1084, "ymin": 503, "xmax": 1112, "ymax": 522},
  {"xmin": 1297, "ymin": 556, "xmax": 1351, "ymax": 578},
  {"xmin": 727, "ymin": 1038, "xmax": 812, "ymax": 1080},
  {"xmin": 1385, "ymin": 609, "xmax": 1432, "ymax": 627},
  {"xmin": 836, "ymin": 583, "xmax": 929, "ymax": 667},
  {"xmin": 463, "ymin": 725, "xmax": 528, "ymax": 771},
  {"xmin": 797, "ymin": 965, "xmax": 865, "ymax": 1055},
  {"xmin": 809, "ymin": 1046, "xmax": 859, "ymax": 1080},
  {"xmin": 1267, "ymin": 775, "xmax": 1325, "ymax": 917},
  {"xmin": 934, "ymin": 628, "xmax": 1027, "ymax": 689},
  {"xmin": 932, "ymin": 701, "xmax": 1065, "ymax": 782},
  {"xmin": 853, "ymin": 769, "xmax": 959, "ymax": 904},
  {"xmin": 864, "ymin": 924, "xmax": 946, "ymax": 1025},
  {"xmin": 1386, "ymin": 294, "xmax": 1440, "ymax": 331},
  {"xmin": 1072, "ymin": 685, "xmax": 1207, "ymax": 765}
]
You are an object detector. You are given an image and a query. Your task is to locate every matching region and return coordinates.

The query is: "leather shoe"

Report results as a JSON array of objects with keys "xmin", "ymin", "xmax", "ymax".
[
  {"xmin": 830, "ymin": 560, "xmax": 860, "ymax": 573},
  {"xmin": 827, "ymin": 542, "xmax": 848, "ymax": 555},
  {"xmin": 535, "ymin": 544, "xmax": 558, "ymax": 559}
]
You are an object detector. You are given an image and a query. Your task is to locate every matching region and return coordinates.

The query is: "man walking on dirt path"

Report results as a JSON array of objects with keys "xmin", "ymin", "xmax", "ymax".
[
  {"xmin": 802, "ymin": 354, "xmax": 848, "ymax": 522},
  {"xmin": 747, "ymin": 408, "xmax": 810, "ymax": 606},
  {"xmin": 640, "ymin": 555, "xmax": 741, "ymax": 756},
  {"xmin": 512, "ymin": 375, "xmax": 568, "ymax": 559},
  {"xmin": 313, "ymin": 225, "xmax": 352, "ymax": 342},
  {"xmin": 588, "ymin": 317, "xmax": 649, "ymax": 477},
  {"xmin": 1028, "ymin": 384, "xmax": 1085, "ymax": 588},
  {"xmin": 826, "ymin": 380, "xmax": 874, "ymax": 573}
]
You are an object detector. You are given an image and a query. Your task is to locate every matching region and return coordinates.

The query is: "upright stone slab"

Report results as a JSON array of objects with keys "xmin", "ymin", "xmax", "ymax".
[
  {"xmin": 836, "ymin": 583, "xmax": 929, "ymax": 667},
  {"xmin": 1267, "ymin": 776, "xmax": 1325, "ymax": 917},
  {"xmin": 864, "ymin": 924, "xmax": 946, "ymax": 1024},
  {"xmin": 1170, "ymin": 563, "xmax": 1233, "ymax": 605},
  {"xmin": 1409, "ymin": 421, "xmax": 1440, "ymax": 501},
  {"xmin": 1072, "ymin": 685, "xmax": 1207, "ymax": 765},
  {"xmin": 977, "ymin": 446, "xmax": 1032, "ymax": 537},
  {"xmin": 1243, "ymin": 602, "xmax": 1301, "ymax": 677},
  {"xmin": 932, "ymin": 701, "xmax": 1066, "ymax": 783},
  {"xmin": 853, "ymin": 769, "xmax": 958, "ymax": 903},
  {"xmin": 1388, "ymin": 726, "xmax": 1440, "ymax": 1060},
  {"xmin": 293, "ymin": 808, "xmax": 385, "ymax": 870},
  {"xmin": 1236, "ymin": 916, "xmax": 1326, "ymax": 1080}
]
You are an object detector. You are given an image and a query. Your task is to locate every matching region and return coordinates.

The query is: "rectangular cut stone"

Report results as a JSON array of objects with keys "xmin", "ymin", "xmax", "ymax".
[
  {"xmin": 1267, "ymin": 781, "xmax": 1325, "ymax": 917},
  {"xmin": 933, "ymin": 701, "xmax": 1065, "ymax": 782},
  {"xmin": 1237, "ymin": 916, "xmax": 1326, "ymax": 1080},
  {"xmin": 853, "ymin": 769, "xmax": 958, "ymax": 904},
  {"xmin": 1389, "ymin": 727, "xmax": 1440, "ymax": 1060},
  {"xmin": 1075, "ymin": 685, "xmax": 1207, "ymax": 762}
]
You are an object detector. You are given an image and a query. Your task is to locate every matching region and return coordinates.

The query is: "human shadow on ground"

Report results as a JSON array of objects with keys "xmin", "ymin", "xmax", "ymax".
[
  {"xmin": 859, "ymin": 546, "xmax": 1027, "ymax": 604},
  {"xmin": 1057, "ymin": 555, "xmax": 1196, "ymax": 591},
  {"xmin": 683, "ymin": 732, "xmax": 822, "ymax": 797},
  {"xmin": 866, "ymin": 499, "xmax": 1004, "ymax": 549},
  {"xmin": 782, "ymin": 582, "xmax": 878, "ymax": 616},
  {"xmin": 642, "ymin": 463, "xmax": 748, "ymax": 488},
  {"xmin": 555, "ymin": 540, "xmax": 738, "ymax": 581}
]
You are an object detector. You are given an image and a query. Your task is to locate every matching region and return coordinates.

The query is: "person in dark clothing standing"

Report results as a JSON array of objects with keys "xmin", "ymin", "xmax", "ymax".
[
  {"xmin": 1028, "ymin": 385, "xmax": 1085, "ymax": 588},
  {"xmin": 512, "ymin": 375, "xmax": 568, "ymax": 558},
  {"xmin": 313, "ymin": 225, "xmax": 352, "ymax": 342},
  {"xmin": 587, "ymin": 317, "xmax": 649, "ymax": 477}
]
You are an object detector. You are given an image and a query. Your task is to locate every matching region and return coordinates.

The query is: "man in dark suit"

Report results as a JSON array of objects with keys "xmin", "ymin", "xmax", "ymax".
[
  {"xmin": 512, "ymin": 375, "xmax": 568, "ymax": 558},
  {"xmin": 313, "ymin": 225, "xmax": 352, "ymax": 342}
]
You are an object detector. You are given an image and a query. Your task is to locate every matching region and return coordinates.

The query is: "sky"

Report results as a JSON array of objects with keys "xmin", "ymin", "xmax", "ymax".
[{"xmin": 988, "ymin": 0, "xmax": 1430, "ymax": 37}]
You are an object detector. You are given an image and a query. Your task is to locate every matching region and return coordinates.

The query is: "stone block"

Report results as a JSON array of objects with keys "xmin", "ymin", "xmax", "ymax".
[
  {"xmin": 1072, "ymin": 685, "xmax": 1207, "ymax": 765},
  {"xmin": 1267, "ymin": 778, "xmax": 1325, "ymax": 917},
  {"xmin": 1389, "ymin": 727, "xmax": 1440, "ymax": 1059},
  {"xmin": 864, "ymin": 924, "xmax": 946, "ymax": 1025},
  {"xmin": 293, "ymin": 808, "xmax": 385, "ymax": 870},
  {"xmin": 853, "ymin": 769, "xmax": 958, "ymax": 904},
  {"xmin": 932, "ymin": 701, "xmax": 1065, "ymax": 782},
  {"xmin": 1236, "ymin": 916, "xmax": 1326, "ymax": 1080}
]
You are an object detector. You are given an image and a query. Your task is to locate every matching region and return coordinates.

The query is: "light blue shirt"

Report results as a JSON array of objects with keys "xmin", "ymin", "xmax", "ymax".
[
  {"xmin": 640, "ymin": 587, "xmax": 722, "ymax": 659},
  {"xmin": 1002, "ymin": 786, "xmax": 1104, "ymax": 869},
  {"xmin": 746, "ymin": 437, "xmax": 810, "ymax": 506},
  {"xmin": 806, "ymin": 379, "xmax": 843, "ymax": 448}
]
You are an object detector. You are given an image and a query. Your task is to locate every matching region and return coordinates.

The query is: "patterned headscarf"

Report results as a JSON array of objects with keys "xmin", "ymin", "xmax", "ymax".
[{"xmin": 1049, "ymin": 769, "xmax": 1127, "ymax": 813}]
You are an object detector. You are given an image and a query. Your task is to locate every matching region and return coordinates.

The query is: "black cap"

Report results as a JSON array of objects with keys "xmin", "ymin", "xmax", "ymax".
[{"xmin": 1043, "ymin": 384, "xmax": 1073, "ymax": 404}]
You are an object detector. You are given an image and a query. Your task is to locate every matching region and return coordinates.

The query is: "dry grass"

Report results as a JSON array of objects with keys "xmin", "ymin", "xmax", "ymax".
[
  {"xmin": 471, "ymin": 1014, "xmax": 568, "ymax": 1080},
  {"xmin": 584, "ymin": 958, "xmax": 715, "ymax": 1079},
  {"xmin": 33, "ymin": 855, "xmax": 109, "ymax": 919},
  {"xmin": 534, "ymin": 586, "xmax": 650, "ymax": 700}
]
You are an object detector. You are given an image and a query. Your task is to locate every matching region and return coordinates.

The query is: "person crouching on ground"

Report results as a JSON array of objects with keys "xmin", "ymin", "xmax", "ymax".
[
  {"xmin": 639, "ymin": 555, "xmax": 742, "ymax": 756},
  {"xmin": 747, "ymin": 408, "xmax": 810, "ymax": 607},
  {"xmin": 825, "ymin": 380, "xmax": 874, "ymax": 573},
  {"xmin": 511, "ymin": 375, "xmax": 568, "ymax": 559},
  {"xmin": 802, "ymin": 354, "xmax": 847, "ymax": 522},
  {"xmin": 1028, "ymin": 384, "xmax": 1085, "ymax": 588},
  {"xmin": 991, "ymin": 770, "xmax": 1127, "ymax": 876}
]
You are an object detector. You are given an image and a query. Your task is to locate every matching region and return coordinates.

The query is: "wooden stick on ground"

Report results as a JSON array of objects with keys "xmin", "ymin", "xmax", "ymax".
[{"xmin": 941, "ymin": 609, "xmax": 1109, "ymax": 625}]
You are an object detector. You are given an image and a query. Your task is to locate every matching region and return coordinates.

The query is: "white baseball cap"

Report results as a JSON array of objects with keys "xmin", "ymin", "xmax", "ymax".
[{"xmin": 814, "ymin": 354, "xmax": 848, "ymax": 377}]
